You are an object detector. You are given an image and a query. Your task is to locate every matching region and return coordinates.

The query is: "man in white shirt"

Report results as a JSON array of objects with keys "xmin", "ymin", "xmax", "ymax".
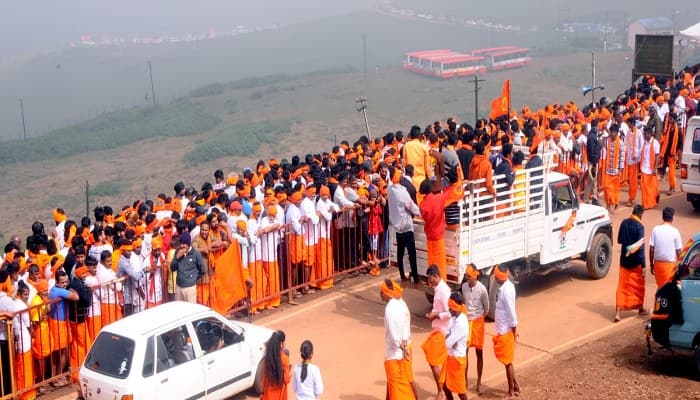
[
  {"xmin": 95, "ymin": 250, "xmax": 122, "ymax": 325},
  {"xmin": 380, "ymin": 278, "xmax": 416, "ymax": 400},
  {"xmin": 300, "ymin": 187, "xmax": 320, "ymax": 293},
  {"xmin": 316, "ymin": 186, "xmax": 340, "ymax": 289},
  {"xmin": 640, "ymin": 126, "xmax": 660, "ymax": 210},
  {"xmin": 650, "ymin": 207, "xmax": 683, "ymax": 288},
  {"xmin": 387, "ymin": 168, "xmax": 421, "ymax": 284},
  {"xmin": 444, "ymin": 292, "xmax": 469, "ymax": 400},
  {"xmin": 624, "ymin": 120, "xmax": 644, "ymax": 206},
  {"xmin": 493, "ymin": 265, "xmax": 520, "ymax": 397},
  {"xmin": 461, "ymin": 264, "xmax": 489, "ymax": 395},
  {"xmin": 422, "ymin": 265, "xmax": 451, "ymax": 400}
]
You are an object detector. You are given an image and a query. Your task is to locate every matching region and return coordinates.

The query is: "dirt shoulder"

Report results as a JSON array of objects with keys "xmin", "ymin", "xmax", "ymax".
[{"xmin": 480, "ymin": 319, "xmax": 700, "ymax": 399}]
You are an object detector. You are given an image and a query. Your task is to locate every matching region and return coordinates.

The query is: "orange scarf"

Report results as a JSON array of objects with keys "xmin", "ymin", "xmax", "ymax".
[{"xmin": 660, "ymin": 119, "xmax": 678, "ymax": 160}]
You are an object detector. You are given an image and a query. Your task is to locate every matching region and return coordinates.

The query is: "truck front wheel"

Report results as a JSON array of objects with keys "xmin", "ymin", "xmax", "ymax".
[{"xmin": 586, "ymin": 232, "xmax": 612, "ymax": 279}]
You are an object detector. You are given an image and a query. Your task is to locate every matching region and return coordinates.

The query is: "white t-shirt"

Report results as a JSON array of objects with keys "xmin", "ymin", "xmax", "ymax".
[
  {"xmin": 384, "ymin": 298, "xmax": 411, "ymax": 360},
  {"xmin": 292, "ymin": 362, "xmax": 324, "ymax": 400},
  {"xmin": 445, "ymin": 313, "xmax": 469, "ymax": 358},
  {"xmin": 494, "ymin": 280, "xmax": 518, "ymax": 335},
  {"xmin": 650, "ymin": 223, "xmax": 683, "ymax": 262}
]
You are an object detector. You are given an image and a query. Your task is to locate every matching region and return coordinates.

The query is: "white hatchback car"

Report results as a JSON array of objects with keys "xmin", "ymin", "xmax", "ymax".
[{"xmin": 78, "ymin": 301, "xmax": 273, "ymax": 400}]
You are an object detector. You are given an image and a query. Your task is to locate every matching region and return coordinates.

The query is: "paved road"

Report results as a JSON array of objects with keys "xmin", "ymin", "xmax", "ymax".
[{"xmin": 49, "ymin": 190, "xmax": 699, "ymax": 400}]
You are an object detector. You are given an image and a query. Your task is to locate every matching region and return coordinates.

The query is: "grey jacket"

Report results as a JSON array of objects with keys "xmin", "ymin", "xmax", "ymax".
[{"xmin": 170, "ymin": 247, "xmax": 205, "ymax": 288}]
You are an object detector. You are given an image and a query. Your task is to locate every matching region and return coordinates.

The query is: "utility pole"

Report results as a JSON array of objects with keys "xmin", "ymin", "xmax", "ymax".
[
  {"xmin": 471, "ymin": 75, "xmax": 486, "ymax": 124},
  {"xmin": 18, "ymin": 98, "xmax": 27, "ymax": 141},
  {"xmin": 85, "ymin": 181, "xmax": 90, "ymax": 219},
  {"xmin": 591, "ymin": 53, "xmax": 596, "ymax": 103},
  {"xmin": 148, "ymin": 60, "xmax": 157, "ymax": 106},
  {"xmin": 355, "ymin": 96, "xmax": 372, "ymax": 141},
  {"xmin": 362, "ymin": 33, "xmax": 367, "ymax": 83}
]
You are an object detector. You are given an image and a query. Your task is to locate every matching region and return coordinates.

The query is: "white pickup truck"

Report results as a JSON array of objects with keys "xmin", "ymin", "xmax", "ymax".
[{"xmin": 391, "ymin": 149, "xmax": 613, "ymax": 318}]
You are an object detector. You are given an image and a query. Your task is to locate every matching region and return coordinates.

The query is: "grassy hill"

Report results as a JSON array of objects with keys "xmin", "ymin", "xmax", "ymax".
[{"xmin": 0, "ymin": 48, "xmax": 634, "ymax": 238}]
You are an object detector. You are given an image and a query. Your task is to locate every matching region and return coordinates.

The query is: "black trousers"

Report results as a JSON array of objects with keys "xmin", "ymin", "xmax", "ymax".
[
  {"xmin": 395, "ymin": 231, "xmax": 418, "ymax": 283},
  {"xmin": 0, "ymin": 339, "xmax": 11, "ymax": 396}
]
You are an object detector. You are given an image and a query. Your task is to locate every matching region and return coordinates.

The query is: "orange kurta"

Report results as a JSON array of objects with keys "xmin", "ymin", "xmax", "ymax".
[
  {"xmin": 493, "ymin": 331, "xmax": 515, "ymax": 365},
  {"xmin": 69, "ymin": 321, "xmax": 91, "ymax": 382},
  {"xmin": 261, "ymin": 352, "xmax": 290, "ymax": 400},
  {"xmin": 385, "ymin": 359, "xmax": 416, "ymax": 400},
  {"xmin": 616, "ymin": 265, "xmax": 645, "ymax": 310},
  {"xmin": 314, "ymin": 238, "xmax": 334, "ymax": 289},
  {"xmin": 444, "ymin": 355, "xmax": 467, "ymax": 394},
  {"xmin": 468, "ymin": 316, "xmax": 485, "ymax": 349},
  {"xmin": 263, "ymin": 261, "xmax": 281, "ymax": 308},
  {"xmin": 653, "ymin": 260, "xmax": 676, "ymax": 288},
  {"xmin": 421, "ymin": 330, "xmax": 447, "ymax": 368}
]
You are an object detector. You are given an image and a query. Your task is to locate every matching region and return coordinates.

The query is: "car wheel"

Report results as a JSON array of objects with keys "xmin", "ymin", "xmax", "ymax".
[
  {"xmin": 486, "ymin": 267, "xmax": 500, "ymax": 322},
  {"xmin": 254, "ymin": 359, "xmax": 264, "ymax": 394},
  {"xmin": 692, "ymin": 198, "xmax": 700, "ymax": 212},
  {"xmin": 694, "ymin": 345, "xmax": 700, "ymax": 376},
  {"xmin": 586, "ymin": 232, "xmax": 612, "ymax": 279}
]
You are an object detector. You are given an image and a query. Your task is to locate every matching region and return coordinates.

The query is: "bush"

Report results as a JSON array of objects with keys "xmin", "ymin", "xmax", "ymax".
[
  {"xmin": 0, "ymin": 100, "xmax": 220, "ymax": 166},
  {"xmin": 226, "ymin": 98, "xmax": 238, "ymax": 114},
  {"xmin": 184, "ymin": 120, "xmax": 293, "ymax": 165},
  {"xmin": 89, "ymin": 179, "xmax": 124, "ymax": 197}
]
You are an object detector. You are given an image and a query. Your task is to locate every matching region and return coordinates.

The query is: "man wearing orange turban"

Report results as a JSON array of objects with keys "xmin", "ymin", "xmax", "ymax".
[
  {"xmin": 315, "ymin": 186, "xmax": 340, "ymax": 290},
  {"xmin": 492, "ymin": 265, "xmax": 520, "ymax": 397},
  {"xmin": 381, "ymin": 278, "xmax": 417, "ymax": 400},
  {"xmin": 259, "ymin": 204, "xmax": 283, "ymax": 308},
  {"xmin": 444, "ymin": 292, "xmax": 469, "ymax": 400},
  {"xmin": 422, "ymin": 265, "xmax": 451, "ymax": 400},
  {"xmin": 299, "ymin": 189, "xmax": 319, "ymax": 294},
  {"xmin": 602, "ymin": 124, "xmax": 624, "ymax": 211},
  {"xmin": 461, "ymin": 264, "xmax": 489, "ymax": 395},
  {"xmin": 68, "ymin": 265, "xmax": 93, "ymax": 382}
]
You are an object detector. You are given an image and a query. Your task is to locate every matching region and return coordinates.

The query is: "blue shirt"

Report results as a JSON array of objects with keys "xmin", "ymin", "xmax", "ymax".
[{"xmin": 49, "ymin": 286, "xmax": 72, "ymax": 321}]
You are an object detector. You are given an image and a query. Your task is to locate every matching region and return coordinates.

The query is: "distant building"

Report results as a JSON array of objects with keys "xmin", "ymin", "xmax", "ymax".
[{"xmin": 628, "ymin": 17, "xmax": 673, "ymax": 49}]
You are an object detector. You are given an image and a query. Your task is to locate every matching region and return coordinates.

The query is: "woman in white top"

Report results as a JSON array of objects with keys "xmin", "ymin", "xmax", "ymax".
[{"xmin": 292, "ymin": 340, "xmax": 324, "ymax": 400}]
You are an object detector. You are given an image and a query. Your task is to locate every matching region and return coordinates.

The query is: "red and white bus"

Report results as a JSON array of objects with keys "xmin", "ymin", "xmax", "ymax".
[
  {"xmin": 403, "ymin": 49, "xmax": 453, "ymax": 74},
  {"xmin": 425, "ymin": 53, "xmax": 487, "ymax": 78},
  {"xmin": 471, "ymin": 46, "xmax": 531, "ymax": 71},
  {"xmin": 404, "ymin": 50, "xmax": 487, "ymax": 78}
]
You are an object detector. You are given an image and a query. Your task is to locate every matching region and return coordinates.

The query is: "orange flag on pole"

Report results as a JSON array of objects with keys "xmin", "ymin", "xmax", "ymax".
[
  {"xmin": 489, "ymin": 80, "xmax": 511, "ymax": 120},
  {"xmin": 210, "ymin": 240, "xmax": 247, "ymax": 315}
]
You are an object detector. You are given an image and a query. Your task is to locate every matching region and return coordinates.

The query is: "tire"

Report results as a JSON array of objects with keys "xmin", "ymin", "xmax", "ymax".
[
  {"xmin": 486, "ymin": 268, "xmax": 500, "ymax": 321},
  {"xmin": 694, "ymin": 345, "xmax": 700, "ymax": 377},
  {"xmin": 586, "ymin": 232, "xmax": 612, "ymax": 279},
  {"xmin": 692, "ymin": 198, "xmax": 700, "ymax": 212},
  {"xmin": 253, "ymin": 359, "xmax": 264, "ymax": 394}
]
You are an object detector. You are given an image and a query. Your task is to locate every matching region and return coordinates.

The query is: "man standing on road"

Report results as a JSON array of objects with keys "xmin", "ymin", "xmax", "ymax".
[
  {"xmin": 461, "ymin": 264, "xmax": 488, "ymax": 395},
  {"xmin": 583, "ymin": 122, "xmax": 600, "ymax": 205},
  {"xmin": 387, "ymin": 168, "xmax": 421, "ymax": 284},
  {"xmin": 492, "ymin": 265, "xmax": 520, "ymax": 397},
  {"xmin": 380, "ymin": 278, "xmax": 416, "ymax": 400},
  {"xmin": 640, "ymin": 126, "xmax": 660, "ymax": 210},
  {"xmin": 422, "ymin": 264, "xmax": 451, "ymax": 400},
  {"xmin": 650, "ymin": 207, "xmax": 683, "ymax": 288},
  {"xmin": 615, "ymin": 205, "xmax": 649, "ymax": 322},
  {"xmin": 443, "ymin": 292, "xmax": 469, "ymax": 400}
]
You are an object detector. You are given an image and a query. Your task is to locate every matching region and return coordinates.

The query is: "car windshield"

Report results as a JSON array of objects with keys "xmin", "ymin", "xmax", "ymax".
[
  {"xmin": 692, "ymin": 127, "xmax": 700, "ymax": 154},
  {"xmin": 84, "ymin": 332, "xmax": 136, "ymax": 379}
]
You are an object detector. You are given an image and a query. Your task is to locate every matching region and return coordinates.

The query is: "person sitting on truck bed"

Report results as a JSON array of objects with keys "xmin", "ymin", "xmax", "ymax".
[
  {"xmin": 494, "ymin": 143, "xmax": 515, "ymax": 218},
  {"xmin": 418, "ymin": 169, "xmax": 463, "ymax": 281},
  {"xmin": 525, "ymin": 128, "xmax": 544, "ymax": 209},
  {"xmin": 469, "ymin": 141, "xmax": 496, "ymax": 222}
]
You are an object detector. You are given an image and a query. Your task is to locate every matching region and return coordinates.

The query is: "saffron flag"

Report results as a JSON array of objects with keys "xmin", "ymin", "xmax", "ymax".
[
  {"xmin": 489, "ymin": 80, "xmax": 511, "ymax": 120},
  {"xmin": 210, "ymin": 240, "xmax": 247, "ymax": 315}
]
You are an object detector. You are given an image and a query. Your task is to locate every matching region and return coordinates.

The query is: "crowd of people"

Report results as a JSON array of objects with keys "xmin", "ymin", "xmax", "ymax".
[{"xmin": 0, "ymin": 65, "xmax": 698, "ymax": 399}]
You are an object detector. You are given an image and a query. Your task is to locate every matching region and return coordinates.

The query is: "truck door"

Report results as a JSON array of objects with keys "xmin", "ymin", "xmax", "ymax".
[
  {"xmin": 547, "ymin": 180, "xmax": 579, "ymax": 257},
  {"xmin": 682, "ymin": 122, "xmax": 700, "ymax": 195}
]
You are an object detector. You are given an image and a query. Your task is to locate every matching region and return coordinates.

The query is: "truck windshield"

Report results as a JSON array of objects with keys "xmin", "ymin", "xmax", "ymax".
[{"xmin": 84, "ymin": 332, "xmax": 136, "ymax": 379}]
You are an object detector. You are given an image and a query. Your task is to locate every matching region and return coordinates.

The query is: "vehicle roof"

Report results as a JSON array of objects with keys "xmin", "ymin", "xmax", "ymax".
[
  {"xmin": 436, "ymin": 55, "xmax": 485, "ymax": 64},
  {"xmin": 548, "ymin": 171, "xmax": 569, "ymax": 182},
  {"xmin": 471, "ymin": 46, "xmax": 518, "ymax": 55},
  {"xmin": 102, "ymin": 302, "xmax": 213, "ymax": 337},
  {"xmin": 490, "ymin": 47, "xmax": 530, "ymax": 57},
  {"xmin": 405, "ymin": 49, "xmax": 452, "ymax": 57}
]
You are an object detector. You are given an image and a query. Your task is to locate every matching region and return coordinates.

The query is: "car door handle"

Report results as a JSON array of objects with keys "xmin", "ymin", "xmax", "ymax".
[
  {"xmin": 161, "ymin": 378, "xmax": 168, "ymax": 384},
  {"xmin": 208, "ymin": 359, "xmax": 215, "ymax": 365}
]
